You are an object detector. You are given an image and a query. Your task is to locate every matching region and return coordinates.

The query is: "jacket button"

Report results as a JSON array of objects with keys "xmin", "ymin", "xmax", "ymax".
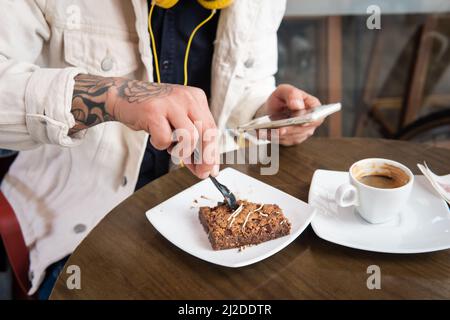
[
  {"xmin": 244, "ymin": 58, "xmax": 254, "ymax": 68},
  {"xmin": 101, "ymin": 57, "xmax": 114, "ymax": 72},
  {"xmin": 73, "ymin": 224, "xmax": 86, "ymax": 234},
  {"xmin": 122, "ymin": 176, "xmax": 128, "ymax": 187}
]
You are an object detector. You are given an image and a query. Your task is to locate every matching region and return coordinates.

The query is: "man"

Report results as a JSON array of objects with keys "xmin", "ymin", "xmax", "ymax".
[{"xmin": 0, "ymin": 0, "xmax": 322, "ymax": 297}]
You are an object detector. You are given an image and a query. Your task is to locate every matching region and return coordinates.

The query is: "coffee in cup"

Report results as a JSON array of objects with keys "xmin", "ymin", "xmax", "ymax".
[
  {"xmin": 335, "ymin": 158, "xmax": 414, "ymax": 224},
  {"xmin": 353, "ymin": 163, "xmax": 410, "ymax": 189}
]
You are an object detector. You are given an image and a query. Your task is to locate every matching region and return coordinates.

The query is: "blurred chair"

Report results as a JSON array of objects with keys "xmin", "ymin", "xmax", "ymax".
[
  {"xmin": 0, "ymin": 150, "xmax": 31, "ymax": 299},
  {"xmin": 356, "ymin": 14, "xmax": 450, "ymax": 148}
]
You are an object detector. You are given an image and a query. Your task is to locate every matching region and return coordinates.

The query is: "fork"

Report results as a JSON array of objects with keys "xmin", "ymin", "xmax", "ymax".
[
  {"xmin": 193, "ymin": 148, "xmax": 239, "ymax": 210},
  {"xmin": 209, "ymin": 176, "xmax": 239, "ymax": 210}
]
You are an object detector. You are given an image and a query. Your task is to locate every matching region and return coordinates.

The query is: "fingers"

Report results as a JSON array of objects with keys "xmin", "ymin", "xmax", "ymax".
[
  {"xmin": 187, "ymin": 87, "xmax": 216, "ymax": 128},
  {"xmin": 285, "ymin": 88, "xmax": 321, "ymax": 111},
  {"xmin": 182, "ymin": 132, "xmax": 218, "ymax": 179},
  {"xmin": 184, "ymin": 158, "xmax": 220, "ymax": 179},
  {"xmin": 256, "ymin": 116, "xmax": 321, "ymax": 143},
  {"xmin": 183, "ymin": 163, "xmax": 199, "ymax": 178},
  {"xmin": 272, "ymin": 84, "xmax": 322, "ymax": 111},
  {"xmin": 201, "ymin": 126, "xmax": 220, "ymax": 177},
  {"xmin": 279, "ymin": 119, "xmax": 323, "ymax": 136},
  {"xmin": 162, "ymin": 86, "xmax": 219, "ymax": 179},
  {"xmin": 167, "ymin": 110, "xmax": 199, "ymax": 159},
  {"xmin": 277, "ymin": 122, "xmax": 318, "ymax": 146},
  {"xmin": 186, "ymin": 87, "xmax": 219, "ymax": 178},
  {"xmin": 182, "ymin": 129, "xmax": 219, "ymax": 180},
  {"xmin": 148, "ymin": 116, "xmax": 173, "ymax": 150},
  {"xmin": 279, "ymin": 129, "xmax": 315, "ymax": 146},
  {"xmin": 272, "ymin": 84, "xmax": 305, "ymax": 110}
]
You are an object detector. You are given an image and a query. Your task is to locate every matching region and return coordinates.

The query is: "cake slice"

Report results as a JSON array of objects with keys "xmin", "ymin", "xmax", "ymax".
[{"xmin": 198, "ymin": 200, "xmax": 291, "ymax": 250}]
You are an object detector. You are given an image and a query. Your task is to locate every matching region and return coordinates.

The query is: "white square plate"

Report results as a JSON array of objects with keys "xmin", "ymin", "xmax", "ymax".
[
  {"xmin": 146, "ymin": 168, "xmax": 316, "ymax": 267},
  {"xmin": 309, "ymin": 169, "xmax": 450, "ymax": 253}
]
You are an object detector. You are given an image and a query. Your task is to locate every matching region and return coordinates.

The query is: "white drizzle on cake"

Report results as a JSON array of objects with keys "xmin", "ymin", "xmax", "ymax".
[
  {"xmin": 228, "ymin": 203, "xmax": 274, "ymax": 230},
  {"xmin": 241, "ymin": 204, "xmax": 264, "ymax": 231},
  {"xmin": 227, "ymin": 203, "xmax": 244, "ymax": 227}
]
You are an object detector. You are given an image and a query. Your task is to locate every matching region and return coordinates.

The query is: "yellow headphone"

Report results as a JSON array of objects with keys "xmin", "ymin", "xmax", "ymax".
[
  {"xmin": 153, "ymin": 0, "xmax": 233, "ymax": 10},
  {"xmin": 148, "ymin": 0, "xmax": 234, "ymax": 85}
]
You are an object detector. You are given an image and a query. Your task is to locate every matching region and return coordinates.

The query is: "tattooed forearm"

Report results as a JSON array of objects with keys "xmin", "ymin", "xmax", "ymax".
[
  {"xmin": 70, "ymin": 75, "xmax": 115, "ymax": 134},
  {"xmin": 69, "ymin": 74, "xmax": 173, "ymax": 135}
]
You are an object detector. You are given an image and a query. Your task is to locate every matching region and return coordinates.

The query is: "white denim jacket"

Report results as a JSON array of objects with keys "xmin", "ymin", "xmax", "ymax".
[{"xmin": 0, "ymin": 0, "xmax": 285, "ymax": 294}]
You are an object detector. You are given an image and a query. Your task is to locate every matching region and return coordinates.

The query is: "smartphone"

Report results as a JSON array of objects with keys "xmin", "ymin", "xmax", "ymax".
[{"xmin": 237, "ymin": 102, "xmax": 341, "ymax": 131}]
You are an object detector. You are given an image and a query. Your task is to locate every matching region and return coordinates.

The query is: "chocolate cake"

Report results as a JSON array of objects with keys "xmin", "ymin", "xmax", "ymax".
[{"xmin": 198, "ymin": 200, "xmax": 291, "ymax": 250}]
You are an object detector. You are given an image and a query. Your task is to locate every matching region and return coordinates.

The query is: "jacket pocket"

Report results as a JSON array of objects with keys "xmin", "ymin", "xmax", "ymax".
[{"xmin": 63, "ymin": 29, "xmax": 140, "ymax": 77}]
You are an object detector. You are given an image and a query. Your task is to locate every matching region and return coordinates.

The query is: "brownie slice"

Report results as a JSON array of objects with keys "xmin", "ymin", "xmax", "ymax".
[{"xmin": 198, "ymin": 200, "xmax": 291, "ymax": 250}]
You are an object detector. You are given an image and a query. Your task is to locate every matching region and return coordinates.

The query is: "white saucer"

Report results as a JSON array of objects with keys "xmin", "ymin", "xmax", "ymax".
[{"xmin": 309, "ymin": 170, "xmax": 450, "ymax": 254}]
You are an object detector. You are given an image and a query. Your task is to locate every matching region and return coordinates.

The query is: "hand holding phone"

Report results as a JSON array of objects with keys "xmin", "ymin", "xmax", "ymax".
[{"xmin": 238, "ymin": 103, "xmax": 341, "ymax": 131}]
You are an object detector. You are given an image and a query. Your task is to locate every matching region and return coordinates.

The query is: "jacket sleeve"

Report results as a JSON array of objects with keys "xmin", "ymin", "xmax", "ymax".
[
  {"xmin": 226, "ymin": 0, "xmax": 286, "ymax": 128},
  {"xmin": 0, "ymin": 0, "xmax": 84, "ymax": 151}
]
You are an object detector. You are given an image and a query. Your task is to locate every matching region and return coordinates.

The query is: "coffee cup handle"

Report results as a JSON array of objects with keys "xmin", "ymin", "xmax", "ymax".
[{"xmin": 335, "ymin": 184, "xmax": 359, "ymax": 207}]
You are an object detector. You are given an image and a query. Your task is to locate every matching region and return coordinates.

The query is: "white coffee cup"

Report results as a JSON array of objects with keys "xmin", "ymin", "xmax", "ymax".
[{"xmin": 335, "ymin": 158, "xmax": 414, "ymax": 224}]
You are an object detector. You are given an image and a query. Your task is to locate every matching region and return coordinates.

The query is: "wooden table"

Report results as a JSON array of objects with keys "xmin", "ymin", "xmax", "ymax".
[{"xmin": 50, "ymin": 138, "xmax": 450, "ymax": 299}]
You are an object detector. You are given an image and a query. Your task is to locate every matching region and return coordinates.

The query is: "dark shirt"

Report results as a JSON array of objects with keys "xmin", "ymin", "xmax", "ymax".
[{"xmin": 135, "ymin": 1, "xmax": 219, "ymax": 190}]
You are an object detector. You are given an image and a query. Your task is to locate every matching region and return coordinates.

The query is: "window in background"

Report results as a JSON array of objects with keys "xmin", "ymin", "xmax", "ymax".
[{"xmin": 277, "ymin": 8, "xmax": 450, "ymax": 148}]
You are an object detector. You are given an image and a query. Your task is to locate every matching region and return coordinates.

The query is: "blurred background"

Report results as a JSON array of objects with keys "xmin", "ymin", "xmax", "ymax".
[{"xmin": 277, "ymin": 0, "xmax": 450, "ymax": 148}]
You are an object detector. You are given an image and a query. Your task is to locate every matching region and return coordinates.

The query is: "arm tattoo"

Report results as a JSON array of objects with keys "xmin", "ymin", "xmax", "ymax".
[
  {"xmin": 70, "ymin": 74, "xmax": 172, "ymax": 134},
  {"xmin": 118, "ymin": 80, "xmax": 172, "ymax": 104}
]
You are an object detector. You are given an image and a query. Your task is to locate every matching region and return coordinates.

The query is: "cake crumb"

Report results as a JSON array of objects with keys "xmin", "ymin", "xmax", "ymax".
[{"xmin": 238, "ymin": 244, "xmax": 255, "ymax": 252}]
